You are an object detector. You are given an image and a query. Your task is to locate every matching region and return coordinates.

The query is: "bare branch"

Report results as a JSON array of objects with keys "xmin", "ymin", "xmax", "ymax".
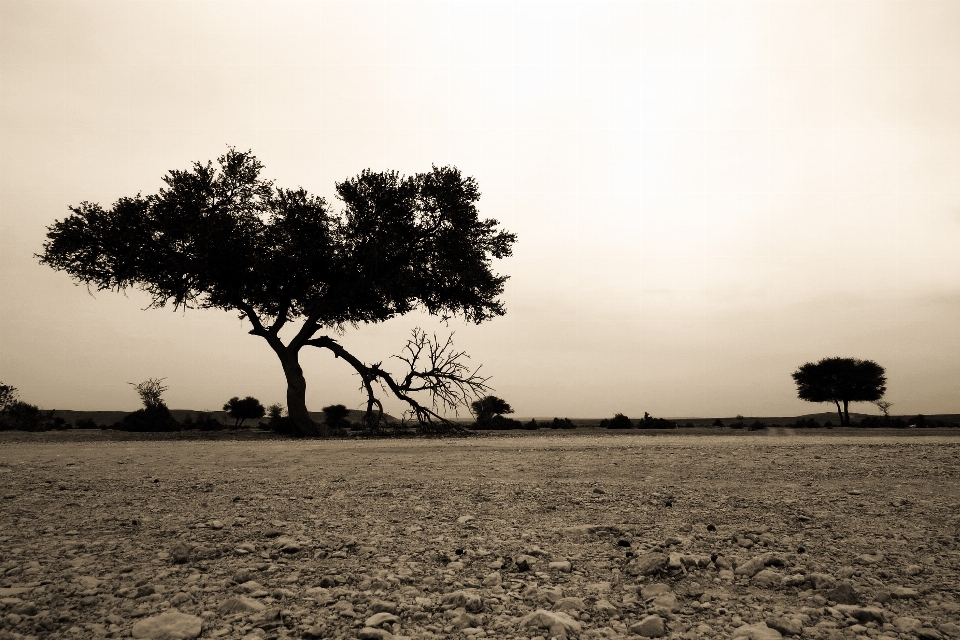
[{"xmin": 305, "ymin": 328, "xmax": 489, "ymax": 432}]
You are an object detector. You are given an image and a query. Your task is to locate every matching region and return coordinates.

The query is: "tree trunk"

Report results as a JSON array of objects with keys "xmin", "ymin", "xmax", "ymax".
[
  {"xmin": 842, "ymin": 399, "xmax": 850, "ymax": 426},
  {"xmin": 834, "ymin": 400, "xmax": 843, "ymax": 426},
  {"xmin": 278, "ymin": 349, "xmax": 326, "ymax": 438}
]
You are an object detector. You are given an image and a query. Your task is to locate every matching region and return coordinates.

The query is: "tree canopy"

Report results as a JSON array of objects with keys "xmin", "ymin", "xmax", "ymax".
[
  {"xmin": 470, "ymin": 395, "xmax": 514, "ymax": 425},
  {"xmin": 223, "ymin": 396, "xmax": 266, "ymax": 428},
  {"xmin": 791, "ymin": 357, "xmax": 887, "ymax": 426},
  {"xmin": 40, "ymin": 149, "xmax": 515, "ymax": 436}
]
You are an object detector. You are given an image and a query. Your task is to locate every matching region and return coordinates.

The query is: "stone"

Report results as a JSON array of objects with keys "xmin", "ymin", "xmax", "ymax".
[
  {"xmin": 170, "ymin": 543, "xmax": 192, "ymax": 564},
  {"xmin": 457, "ymin": 515, "xmax": 475, "ymax": 524},
  {"xmin": 905, "ymin": 564, "xmax": 923, "ymax": 576},
  {"xmin": 217, "ymin": 596, "xmax": 266, "ymax": 614},
  {"xmin": 12, "ymin": 601, "xmax": 37, "ymax": 615},
  {"xmin": 766, "ymin": 615, "xmax": 803, "ymax": 636},
  {"xmin": 893, "ymin": 617, "xmax": 922, "ymax": 632},
  {"xmin": 357, "ymin": 628, "xmax": 393, "ymax": 640},
  {"xmin": 482, "ymin": 571, "xmax": 501, "ymax": 587},
  {"xmin": 752, "ymin": 569, "xmax": 783, "ymax": 588},
  {"xmin": 369, "ymin": 600, "xmax": 398, "ymax": 614},
  {"xmin": 237, "ymin": 580, "xmax": 264, "ymax": 593},
  {"xmin": 807, "ymin": 573, "xmax": 837, "ymax": 590},
  {"xmin": 889, "ymin": 586, "xmax": 919, "ymax": 599},
  {"xmin": 626, "ymin": 553, "xmax": 669, "ymax": 576},
  {"xmin": 640, "ymin": 583, "xmax": 672, "ymax": 599},
  {"xmin": 0, "ymin": 588, "xmax": 31, "ymax": 597},
  {"xmin": 232, "ymin": 569, "xmax": 255, "ymax": 584},
  {"xmin": 826, "ymin": 582, "xmax": 860, "ymax": 605},
  {"xmin": 731, "ymin": 622, "xmax": 783, "ymax": 640},
  {"xmin": 365, "ymin": 612, "xmax": 400, "ymax": 628},
  {"xmin": 443, "ymin": 590, "xmax": 483, "ymax": 613},
  {"xmin": 834, "ymin": 605, "xmax": 886, "ymax": 624},
  {"xmin": 549, "ymin": 561, "xmax": 572, "ymax": 572},
  {"xmin": 735, "ymin": 552, "xmax": 785, "ymax": 577},
  {"xmin": 940, "ymin": 622, "xmax": 960, "ymax": 638},
  {"xmin": 451, "ymin": 612, "xmax": 483, "ymax": 630},
  {"xmin": 917, "ymin": 629, "xmax": 944, "ymax": 640},
  {"xmin": 593, "ymin": 599, "xmax": 618, "ymax": 614},
  {"xmin": 519, "ymin": 609, "xmax": 581, "ymax": 638},
  {"xmin": 77, "ymin": 576, "xmax": 99, "ymax": 589},
  {"xmin": 650, "ymin": 593, "xmax": 679, "ymax": 613},
  {"xmin": 630, "ymin": 615, "xmax": 667, "ymax": 638},
  {"xmin": 554, "ymin": 597, "xmax": 586, "ymax": 613},
  {"xmin": 131, "ymin": 611, "xmax": 202, "ymax": 640}
]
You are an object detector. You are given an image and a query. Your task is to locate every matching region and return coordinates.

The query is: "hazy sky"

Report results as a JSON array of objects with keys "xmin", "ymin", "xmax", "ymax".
[{"xmin": 2, "ymin": 1, "xmax": 959, "ymax": 419}]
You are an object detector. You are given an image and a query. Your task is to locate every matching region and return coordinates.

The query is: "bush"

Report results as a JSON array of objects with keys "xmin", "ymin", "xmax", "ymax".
[
  {"xmin": 600, "ymin": 413, "xmax": 633, "ymax": 429},
  {"xmin": 0, "ymin": 401, "xmax": 50, "ymax": 432},
  {"xmin": 747, "ymin": 420, "xmax": 767, "ymax": 431},
  {"xmin": 477, "ymin": 415, "xmax": 523, "ymax": 430},
  {"xmin": 223, "ymin": 396, "xmax": 266, "ymax": 429},
  {"xmin": 712, "ymin": 418, "xmax": 724, "ymax": 428},
  {"xmin": 636, "ymin": 412, "xmax": 676, "ymax": 429},
  {"xmin": 524, "ymin": 419, "xmax": 539, "ymax": 430},
  {"xmin": 74, "ymin": 417, "xmax": 99, "ymax": 430},
  {"xmin": 114, "ymin": 404, "xmax": 179, "ymax": 432},
  {"xmin": 550, "ymin": 417, "xmax": 576, "ymax": 430},
  {"xmin": 323, "ymin": 404, "xmax": 352, "ymax": 432}
]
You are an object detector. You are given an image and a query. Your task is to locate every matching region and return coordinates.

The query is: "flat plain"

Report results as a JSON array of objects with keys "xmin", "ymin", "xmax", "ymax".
[{"xmin": 0, "ymin": 431, "xmax": 958, "ymax": 640}]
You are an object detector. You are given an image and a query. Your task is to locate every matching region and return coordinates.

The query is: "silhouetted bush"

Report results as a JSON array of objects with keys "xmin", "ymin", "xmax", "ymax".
[
  {"xmin": 636, "ymin": 412, "xmax": 676, "ymax": 429},
  {"xmin": 525, "ymin": 419, "xmax": 539, "ymax": 430},
  {"xmin": 788, "ymin": 418, "xmax": 820, "ymax": 429},
  {"xmin": 600, "ymin": 413, "xmax": 633, "ymax": 429},
  {"xmin": 550, "ymin": 417, "xmax": 576, "ymax": 430},
  {"xmin": 114, "ymin": 404, "xmax": 178, "ymax": 432},
  {"xmin": 0, "ymin": 401, "xmax": 50, "ymax": 431},
  {"xmin": 712, "ymin": 418, "xmax": 724, "ymax": 427},
  {"xmin": 223, "ymin": 396, "xmax": 265, "ymax": 428},
  {"xmin": 747, "ymin": 420, "xmax": 767, "ymax": 431},
  {"xmin": 476, "ymin": 414, "xmax": 523, "ymax": 430},
  {"xmin": 73, "ymin": 418, "xmax": 99, "ymax": 430}
]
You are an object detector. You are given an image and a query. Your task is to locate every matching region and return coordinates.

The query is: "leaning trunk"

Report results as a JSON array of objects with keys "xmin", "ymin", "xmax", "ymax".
[
  {"xmin": 834, "ymin": 400, "xmax": 844, "ymax": 426},
  {"xmin": 278, "ymin": 350, "xmax": 326, "ymax": 437},
  {"xmin": 842, "ymin": 399, "xmax": 850, "ymax": 426}
]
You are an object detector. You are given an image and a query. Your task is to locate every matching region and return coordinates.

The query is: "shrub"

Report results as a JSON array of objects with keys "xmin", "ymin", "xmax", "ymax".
[
  {"xmin": 479, "ymin": 415, "xmax": 523, "ymax": 430},
  {"xmin": 747, "ymin": 420, "xmax": 767, "ymax": 431},
  {"xmin": 601, "ymin": 413, "xmax": 633, "ymax": 429},
  {"xmin": 116, "ymin": 404, "xmax": 178, "ymax": 432},
  {"xmin": 0, "ymin": 401, "xmax": 49, "ymax": 432},
  {"xmin": 550, "ymin": 417, "xmax": 576, "ymax": 430},
  {"xmin": 73, "ymin": 418, "xmax": 99, "ymax": 430},
  {"xmin": 636, "ymin": 412, "xmax": 676, "ymax": 429},
  {"xmin": 223, "ymin": 396, "xmax": 266, "ymax": 429},
  {"xmin": 323, "ymin": 404, "xmax": 352, "ymax": 432},
  {"xmin": 712, "ymin": 418, "xmax": 724, "ymax": 427},
  {"xmin": 524, "ymin": 419, "xmax": 539, "ymax": 430}
]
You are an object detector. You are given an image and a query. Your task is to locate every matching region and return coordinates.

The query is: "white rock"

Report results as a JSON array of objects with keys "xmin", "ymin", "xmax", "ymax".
[
  {"xmin": 131, "ymin": 611, "xmax": 202, "ymax": 640},
  {"xmin": 731, "ymin": 622, "xmax": 783, "ymax": 640}
]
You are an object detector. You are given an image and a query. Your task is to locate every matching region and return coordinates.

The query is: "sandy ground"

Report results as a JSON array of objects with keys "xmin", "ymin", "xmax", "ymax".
[{"xmin": 0, "ymin": 431, "xmax": 958, "ymax": 640}]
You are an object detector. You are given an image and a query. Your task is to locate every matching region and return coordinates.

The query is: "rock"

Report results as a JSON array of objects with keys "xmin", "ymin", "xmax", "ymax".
[
  {"xmin": 825, "ymin": 582, "xmax": 860, "ymax": 605},
  {"xmin": 554, "ymin": 597, "xmax": 586, "ymax": 613},
  {"xmin": 482, "ymin": 571, "xmax": 501, "ymax": 587},
  {"xmin": 536, "ymin": 586, "xmax": 564, "ymax": 605},
  {"xmin": 630, "ymin": 614, "xmax": 667, "ymax": 638},
  {"xmin": 917, "ymin": 629, "xmax": 945, "ymax": 640},
  {"xmin": 237, "ymin": 580, "xmax": 264, "ymax": 593},
  {"xmin": 940, "ymin": 622, "xmax": 960, "ymax": 638},
  {"xmin": 626, "ymin": 553, "xmax": 669, "ymax": 576},
  {"xmin": 369, "ymin": 600, "xmax": 398, "ymax": 614},
  {"xmin": 731, "ymin": 622, "xmax": 783, "ymax": 640},
  {"xmin": 0, "ymin": 588, "xmax": 31, "ymax": 597},
  {"xmin": 735, "ymin": 552, "xmax": 785, "ymax": 577},
  {"xmin": 593, "ymin": 598, "xmax": 618, "ymax": 614},
  {"xmin": 77, "ymin": 576, "xmax": 99, "ymax": 589},
  {"xmin": 650, "ymin": 593, "xmax": 679, "ymax": 613},
  {"xmin": 519, "ymin": 609, "xmax": 581, "ymax": 638},
  {"xmin": 232, "ymin": 569, "xmax": 255, "ymax": 584},
  {"xmin": 752, "ymin": 569, "xmax": 783, "ymax": 588},
  {"xmin": 170, "ymin": 592, "xmax": 192, "ymax": 606},
  {"xmin": 889, "ymin": 586, "xmax": 920, "ymax": 599},
  {"xmin": 12, "ymin": 602, "xmax": 37, "ymax": 615},
  {"xmin": 457, "ymin": 515, "xmax": 475, "ymax": 524},
  {"xmin": 170, "ymin": 543, "xmax": 192, "ymax": 564},
  {"xmin": 365, "ymin": 612, "xmax": 400, "ymax": 628},
  {"xmin": 893, "ymin": 617, "xmax": 922, "ymax": 632},
  {"xmin": 806, "ymin": 573, "xmax": 837, "ymax": 590},
  {"xmin": 358, "ymin": 628, "xmax": 393, "ymax": 640},
  {"xmin": 549, "ymin": 560, "xmax": 572, "ymax": 572},
  {"xmin": 905, "ymin": 564, "xmax": 923, "ymax": 576},
  {"xmin": 640, "ymin": 583, "xmax": 672, "ymax": 599},
  {"xmin": 209, "ymin": 520, "xmax": 224, "ymax": 530},
  {"xmin": 131, "ymin": 611, "xmax": 202, "ymax": 640},
  {"xmin": 854, "ymin": 553, "xmax": 882, "ymax": 565},
  {"xmin": 451, "ymin": 612, "xmax": 483, "ymax": 630},
  {"xmin": 443, "ymin": 590, "xmax": 482, "ymax": 613},
  {"xmin": 302, "ymin": 627, "xmax": 325, "ymax": 639},
  {"xmin": 217, "ymin": 596, "xmax": 266, "ymax": 614},
  {"xmin": 136, "ymin": 585, "xmax": 156, "ymax": 598},
  {"xmin": 766, "ymin": 615, "xmax": 803, "ymax": 636},
  {"xmin": 834, "ymin": 605, "xmax": 886, "ymax": 624}
]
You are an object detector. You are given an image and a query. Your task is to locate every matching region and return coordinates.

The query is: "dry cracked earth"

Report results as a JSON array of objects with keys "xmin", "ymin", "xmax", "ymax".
[{"xmin": 0, "ymin": 431, "xmax": 958, "ymax": 640}]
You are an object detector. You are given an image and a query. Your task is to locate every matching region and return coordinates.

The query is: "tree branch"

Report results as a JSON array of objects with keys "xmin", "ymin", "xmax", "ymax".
[
  {"xmin": 238, "ymin": 301, "xmax": 269, "ymax": 337},
  {"xmin": 305, "ymin": 329, "xmax": 490, "ymax": 431}
]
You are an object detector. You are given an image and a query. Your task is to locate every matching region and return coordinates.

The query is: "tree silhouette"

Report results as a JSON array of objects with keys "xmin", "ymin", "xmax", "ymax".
[
  {"xmin": 39, "ymin": 150, "xmax": 515, "ymax": 436},
  {"xmin": 791, "ymin": 357, "xmax": 886, "ymax": 426},
  {"xmin": 470, "ymin": 395, "xmax": 513, "ymax": 425},
  {"xmin": 223, "ymin": 396, "xmax": 266, "ymax": 428}
]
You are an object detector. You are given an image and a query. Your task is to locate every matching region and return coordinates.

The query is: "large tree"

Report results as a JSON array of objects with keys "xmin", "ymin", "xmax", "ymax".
[
  {"xmin": 791, "ymin": 357, "xmax": 887, "ymax": 426},
  {"xmin": 39, "ymin": 149, "xmax": 515, "ymax": 436}
]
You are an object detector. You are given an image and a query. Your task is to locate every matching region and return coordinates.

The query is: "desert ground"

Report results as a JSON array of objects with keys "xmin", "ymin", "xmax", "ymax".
[{"xmin": 0, "ymin": 431, "xmax": 958, "ymax": 640}]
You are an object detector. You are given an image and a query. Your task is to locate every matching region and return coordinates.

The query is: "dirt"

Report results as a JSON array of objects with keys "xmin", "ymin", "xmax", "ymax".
[{"xmin": 0, "ymin": 431, "xmax": 958, "ymax": 640}]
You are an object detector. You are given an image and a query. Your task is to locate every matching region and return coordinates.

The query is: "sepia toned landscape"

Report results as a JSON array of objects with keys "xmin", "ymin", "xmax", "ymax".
[{"xmin": 1, "ymin": 431, "xmax": 959, "ymax": 640}]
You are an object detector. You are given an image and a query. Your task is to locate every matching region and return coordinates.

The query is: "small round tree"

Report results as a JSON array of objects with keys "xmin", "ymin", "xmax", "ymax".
[
  {"xmin": 470, "ymin": 395, "xmax": 513, "ymax": 426},
  {"xmin": 792, "ymin": 357, "xmax": 887, "ymax": 426},
  {"xmin": 223, "ymin": 396, "xmax": 266, "ymax": 428}
]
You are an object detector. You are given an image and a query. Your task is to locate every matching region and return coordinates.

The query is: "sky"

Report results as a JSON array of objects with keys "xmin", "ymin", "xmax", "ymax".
[{"xmin": 2, "ymin": 0, "xmax": 960, "ymax": 419}]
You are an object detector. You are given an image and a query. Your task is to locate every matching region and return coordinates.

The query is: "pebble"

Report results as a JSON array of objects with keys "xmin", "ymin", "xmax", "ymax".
[
  {"xmin": 519, "ymin": 609, "xmax": 582, "ymax": 638},
  {"xmin": 732, "ymin": 622, "xmax": 783, "ymax": 640},
  {"xmin": 826, "ymin": 582, "xmax": 860, "ymax": 604},
  {"xmin": 217, "ymin": 596, "xmax": 266, "ymax": 614},
  {"xmin": 549, "ymin": 560, "xmax": 572, "ymax": 572},
  {"xmin": 130, "ymin": 611, "xmax": 202, "ymax": 640},
  {"xmin": 765, "ymin": 615, "xmax": 803, "ymax": 636},
  {"xmin": 626, "ymin": 552, "xmax": 668, "ymax": 576},
  {"xmin": 640, "ymin": 583, "xmax": 671, "ymax": 599},
  {"xmin": 752, "ymin": 569, "xmax": 783, "ymax": 588}
]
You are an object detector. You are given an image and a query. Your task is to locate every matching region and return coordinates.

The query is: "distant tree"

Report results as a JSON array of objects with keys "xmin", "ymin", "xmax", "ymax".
[
  {"xmin": 636, "ymin": 411, "xmax": 676, "ymax": 429},
  {"xmin": 792, "ymin": 357, "xmax": 886, "ymax": 426},
  {"xmin": 322, "ymin": 404, "xmax": 351, "ymax": 431},
  {"xmin": 129, "ymin": 378, "xmax": 169, "ymax": 409},
  {"xmin": 712, "ymin": 418, "xmax": 725, "ymax": 428},
  {"xmin": 0, "ymin": 384, "xmax": 17, "ymax": 412},
  {"xmin": 120, "ymin": 378, "xmax": 177, "ymax": 432},
  {"xmin": 0, "ymin": 401, "xmax": 48, "ymax": 432},
  {"xmin": 39, "ymin": 149, "xmax": 515, "ymax": 437},
  {"xmin": 267, "ymin": 403, "xmax": 284, "ymax": 422},
  {"xmin": 873, "ymin": 399, "xmax": 893, "ymax": 418},
  {"xmin": 470, "ymin": 395, "xmax": 514, "ymax": 426},
  {"xmin": 223, "ymin": 396, "xmax": 266, "ymax": 428},
  {"xmin": 601, "ymin": 413, "xmax": 633, "ymax": 429}
]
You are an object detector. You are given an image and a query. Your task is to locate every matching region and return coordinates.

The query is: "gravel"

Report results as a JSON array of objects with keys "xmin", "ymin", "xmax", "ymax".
[{"xmin": 0, "ymin": 431, "xmax": 958, "ymax": 639}]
